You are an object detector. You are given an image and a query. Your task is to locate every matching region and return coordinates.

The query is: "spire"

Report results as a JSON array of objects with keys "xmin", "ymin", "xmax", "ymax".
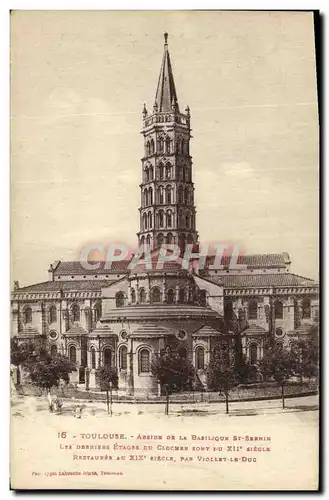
[{"xmin": 154, "ymin": 33, "xmax": 179, "ymax": 113}]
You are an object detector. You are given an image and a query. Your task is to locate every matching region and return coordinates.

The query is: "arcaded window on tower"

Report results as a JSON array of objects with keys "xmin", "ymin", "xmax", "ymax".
[
  {"xmin": 151, "ymin": 287, "xmax": 161, "ymax": 303},
  {"xmin": 157, "ymin": 233, "xmax": 164, "ymax": 247},
  {"xmin": 143, "ymin": 213, "xmax": 147, "ymax": 230},
  {"xmin": 195, "ymin": 346, "xmax": 205, "ymax": 370},
  {"xmin": 166, "ymin": 185, "xmax": 172, "ymax": 203},
  {"xmin": 179, "ymin": 288, "xmax": 185, "ymax": 303},
  {"xmin": 71, "ymin": 304, "xmax": 80, "ymax": 322},
  {"xmin": 148, "ymin": 187, "xmax": 153, "ymax": 205},
  {"xmin": 167, "ymin": 232, "xmax": 174, "ymax": 244},
  {"xmin": 159, "ymin": 210, "xmax": 164, "ymax": 227},
  {"xmin": 248, "ymin": 300, "xmax": 258, "ymax": 320},
  {"xmin": 139, "ymin": 288, "xmax": 146, "ymax": 303},
  {"xmin": 94, "ymin": 300, "xmax": 102, "ymax": 321},
  {"xmin": 119, "ymin": 345, "xmax": 127, "ymax": 370},
  {"xmin": 139, "ymin": 348, "xmax": 150, "ymax": 373},
  {"xmin": 49, "ymin": 305, "xmax": 57, "ymax": 324},
  {"xmin": 166, "ymin": 164, "xmax": 172, "ymax": 179},
  {"xmin": 275, "ymin": 300, "xmax": 284, "ymax": 319},
  {"xmin": 150, "ymin": 139, "xmax": 155, "ymax": 154},
  {"xmin": 165, "ymin": 137, "xmax": 171, "ymax": 153},
  {"xmin": 158, "ymin": 137, "xmax": 164, "ymax": 153},
  {"xmin": 158, "ymin": 186, "xmax": 164, "ymax": 204},
  {"xmin": 131, "ymin": 288, "xmax": 136, "ymax": 304},
  {"xmin": 115, "ymin": 292, "xmax": 125, "ymax": 308},
  {"xmin": 167, "ymin": 289, "xmax": 175, "ymax": 304},
  {"xmin": 146, "ymin": 234, "xmax": 151, "ymax": 246},
  {"xmin": 166, "ymin": 210, "xmax": 172, "ymax": 227},
  {"xmin": 302, "ymin": 298, "xmax": 311, "ymax": 319},
  {"xmin": 149, "ymin": 166, "xmax": 154, "ymax": 180},
  {"xmin": 23, "ymin": 307, "xmax": 32, "ymax": 324}
]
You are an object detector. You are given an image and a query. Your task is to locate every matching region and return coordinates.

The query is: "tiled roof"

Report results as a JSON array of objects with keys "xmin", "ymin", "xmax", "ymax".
[
  {"xmin": 205, "ymin": 252, "xmax": 290, "ymax": 269},
  {"xmin": 243, "ymin": 325, "xmax": 267, "ymax": 336},
  {"xmin": 193, "ymin": 325, "xmax": 222, "ymax": 336},
  {"xmin": 63, "ymin": 324, "xmax": 88, "ymax": 336},
  {"xmin": 208, "ymin": 273, "xmax": 317, "ymax": 289},
  {"xmin": 53, "ymin": 260, "xmax": 130, "ymax": 275},
  {"xmin": 15, "ymin": 280, "xmax": 114, "ymax": 293}
]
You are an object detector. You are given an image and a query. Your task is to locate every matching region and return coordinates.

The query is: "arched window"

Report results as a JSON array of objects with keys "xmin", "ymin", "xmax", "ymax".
[
  {"xmin": 178, "ymin": 346, "xmax": 187, "ymax": 359},
  {"xmin": 158, "ymin": 163, "xmax": 164, "ymax": 180},
  {"xmin": 71, "ymin": 304, "xmax": 80, "ymax": 322},
  {"xmin": 187, "ymin": 234, "xmax": 194, "ymax": 244},
  {"xmin": 151, "ymin": 287, "xmax": 161, "ymax": 303},
  {"xmin": 157, "ymin": 233, "xmax": 164, "ymax": 247},
  {"xmin": 159, "ymin": 210, "xmax": 164, "ymax": 228},
  {"xmin": 179, "ymin": 233, "xmax": 186, "ymax": 250},
  {"xmin": 150, "ymin": 139, "xmax": 155, "ymax": 154},
  {"xmin": 131, "ymin": 288, "xmax": 136, "ymax": 304},
  {"xmin": 199, "ymin": 290, "xmax": 207, "ymax": 307},
  {"xmin": 166, "ymin": 164, "xmax": 172, "ymax": 179},
  {"xmin": 143, "ymin": 189, "xmax": 148, "ymax": 206},
  {"xmin": 149, "ymin": 166, "xmax": 154, "ymax": 180},
  {"xmin": 166, "ymin": 210, "xmax": 172, "ymax": 228},
  {"xmin": 185, "ymin": 213, "xmax": 190, "ymax": 229},
  {"xmin": 178, "ymin": 186, "xmax": 183, "ymax": 204},
  {"xmin": 165, "ymin": 137, "xmax": 171, "ymax": 153},
  {"xmin": 69, "ymin": 345, "xmax": 77, "ymax": 364},
  {"xmin": 94, "ymin": 300, "xmax": 102, "ymax": 321},
  {"xmin": 146, "ymin": 234, "xmax": 151, "ymax": 246},
  {"xmin": 167, "ymin": 289, "xmax": 175, "ymax": 304},
  {"xmin": 90, "ymin": 347, "xmax": 96, "ymax": 369},
  {"xmin": 159, "ymin": 137, "xmax": 164, "ymax": 153},
  {"xmin": 248, "ymin": 300, "xmax": 258, "ymax": 320},
  {"xmin": 167, "ymin": 232, "xmax": 174, "ymax": 244},
  {"xmin": 166, "ymin": 186, "xmax": 172, "ymax": 204},
  {"xmin": 139, "ymin": 288, "xmax": 146, "ymax": 303},
  {"xmin": 184, "ymin": 186, "xmax": 189, "ymax": 204},
  {"xmin": 302, "ymin": 298, "xmax": 311, "ymax": 319},
  {"xmin": 23, "ymin": 307, "xmax": 32, "ymax": 324},
  {"xmin": 116, "ymin": 292, "xmax": 125, "ymax": 308},
  {"xmin": 224, "ymin": 300, "xmax": 234, "ymax": 320},
  {"xmin": 50, "ymin": 344, "xmax": 57, "ymax": 357},
  {"xmin": 103, "ymin": 348, "xmax": 112, "ymax": 367},
  {"xmin": 158, "ymin": 186, "xmax": 164, "ymax": 204},
  {"xmin": 148, "ymin": 212, "xmax": 152, "ymax": 229},
  {"xmin": 249, "ymin": 344, "xmax": 258, "ymax": 363},
  {"xmin": 143, "ymin": 213, "xmax": 147, "ymax": 230},
  {"xmin": 49, "ymin": 306, "xmax": 57, "ymax": 324},
  {"xmin": 275, "ymin": 300, "xmax": 284, "ymax": 319},
  {"xmin": 145, "ymin": 167, "xmax": 149, "ymax": 182},
  {"xmin": 119, "ymin": 345, "xmax": 128, "ymax": 370},
  {"xmin": 179, "ymin": 288, "xmax": 185, "ymax": 303},
  {"xmin": 195, "ymin": 347, "xmax": 205, "ymax": 370},
  {"xmin": 148, "ymin": 187, "xmax": 153, "ymax": 205},
  {"xmin": 139, "ymin": 349, "xmax": 150, "ymax": 373},
  {"xmin": 140, "ymin": 235, "xmax": 145, "ymax": 247},
  {"xmin": 146, "ymin": 141, "xmax": 151, "ymax": 156}
]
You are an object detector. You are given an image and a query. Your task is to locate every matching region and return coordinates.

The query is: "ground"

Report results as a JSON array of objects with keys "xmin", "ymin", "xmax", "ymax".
[{"xmin": 10, "ymin": 394, "xmax": 319, "ymax": 491}]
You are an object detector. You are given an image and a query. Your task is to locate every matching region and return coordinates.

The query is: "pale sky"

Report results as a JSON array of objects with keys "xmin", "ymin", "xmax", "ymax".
[{"xmin": 11, "ymin": 10, "xmax": 319, "ymax": 286}]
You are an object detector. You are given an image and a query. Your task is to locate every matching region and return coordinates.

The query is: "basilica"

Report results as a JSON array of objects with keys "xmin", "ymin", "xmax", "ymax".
[{"xmin": 11, "ymin": 34, "xmax": 319, "ymax": 395}]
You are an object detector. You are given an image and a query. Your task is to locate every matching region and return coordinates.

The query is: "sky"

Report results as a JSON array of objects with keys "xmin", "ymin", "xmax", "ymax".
[{"xmin": 10, "ymin": 10, "xmax": 319, "ymax": 286}]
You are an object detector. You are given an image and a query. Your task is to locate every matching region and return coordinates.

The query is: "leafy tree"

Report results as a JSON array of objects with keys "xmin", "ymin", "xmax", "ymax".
[
  {"xmin": 259, "ymin": 345, "xmax": 295, "ymax": 409},
  {"xmin": 206, "ymin": 353, "xmax": 238, "ymax": 414},
  {"xmin": 26, "ymin": 352, "xmax": 76, "ymax": 390},
  {"xmin": 151, "ymin": 348, "xmax": 195, "ymax": 415},
  {"xmin": 295, "ymin": 322, "xmax": 319, "ymax": 383},
  {"xmin": 96, "ymin": 366, "xmax": 118, "ymax": 416}
]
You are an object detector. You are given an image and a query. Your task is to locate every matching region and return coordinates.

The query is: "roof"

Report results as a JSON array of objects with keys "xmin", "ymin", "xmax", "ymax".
[
  {"xmin": 14, "ymin": 280, "xmax": 114, "ymax": 293},
  {"xmin": 53, "ymin": 260, "xmax": 130, "ymax": 276},
  {"xmin": 193, "ymin": 325, "xmax": 223, "ymax": 337},
  {"xmin": 205, "ymin": 252, "xmax": 290, "ymax": 269},
  {"xmin": 208, "ymin": 273, "xmax": 317, "ymax": 289},
  {"xmin": 63, "ymin": 324, "xmax": 88, "ymax": 336},
  {"xmin": 243, "ymin": 325, "xmax": 267, "ymax": 336},
  {"xmin": 155, "ymin": 34, "xmax": 179, "ymax": 112}
]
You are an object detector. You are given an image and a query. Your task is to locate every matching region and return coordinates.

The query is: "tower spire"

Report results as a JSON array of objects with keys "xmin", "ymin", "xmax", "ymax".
[{"xmin": 154, "ymin": 33, "xmax": 179, "ymax": 113}]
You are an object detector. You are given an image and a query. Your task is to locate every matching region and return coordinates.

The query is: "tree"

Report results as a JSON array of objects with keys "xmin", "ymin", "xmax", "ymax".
[
  {"xmin": 10, "ymin": 336, "xmax": 48, "ymax": 387},
  {"xmin": 259, "ymin": 345, "xmax": 295, "ymax": 409},
  {"xmin": 295, "ymin": 322, "xmax": 319, "ymax": 383},
  {"xmin": 96, "ymin": 366, "xmax": 118, "ymax": 416},
  {"xmin": 151, "ymin": 348, "xmax": 195, "ymax": 415},
  {"xmin": 206, "ymin": 354, "xmax": 238, "ymax": 414},
  {"xmin": 26, "ymin": 352, "xmax": 76, "ymax": 390}
]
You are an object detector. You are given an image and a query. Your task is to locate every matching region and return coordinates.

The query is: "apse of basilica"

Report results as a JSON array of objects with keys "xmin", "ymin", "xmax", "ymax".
[{"xmin": 11, "ymin": 34, "xmax": 319, "ymax": 395}]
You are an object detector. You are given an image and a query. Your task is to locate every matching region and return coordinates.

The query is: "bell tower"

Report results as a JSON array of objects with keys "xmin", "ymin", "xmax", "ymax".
[{"xmin": 137, "ymin": 33, "xmax": 198, "ymax": 251}]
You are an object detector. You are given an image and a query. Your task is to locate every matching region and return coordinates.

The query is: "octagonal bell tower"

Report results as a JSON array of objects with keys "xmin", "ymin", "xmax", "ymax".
[{"xmin": 138, "ymin": 33, "xmax": 198, "ymax": 252}]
